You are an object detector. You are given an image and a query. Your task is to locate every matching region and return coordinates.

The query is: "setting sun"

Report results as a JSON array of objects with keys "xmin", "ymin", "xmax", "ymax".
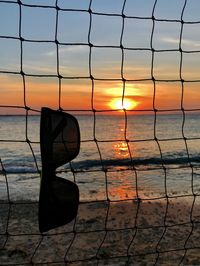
[{"xmin": 109, "ymin": 98, "xmax": 138, "ymax": 110}]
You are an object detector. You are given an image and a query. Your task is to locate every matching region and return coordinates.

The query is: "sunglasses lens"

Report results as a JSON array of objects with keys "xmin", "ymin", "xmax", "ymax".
[
  {"xmin": 39, "ymin": 108, "xmax": 80, "ymax": 232},
  {"xmin": 39, "ymin": 176, "xmax": 79, "ymax": 233},
  {"xmin": 40, "ymin": 107, "xmax": 80, "ymax": 168}
]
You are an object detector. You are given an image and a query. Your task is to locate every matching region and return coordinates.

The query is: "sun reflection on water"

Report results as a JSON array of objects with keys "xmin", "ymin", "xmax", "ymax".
[
  {"xmin": 107, "ymin": 170, "xmax": 137, "ymax": 200},
  {"xmin": 109, "ymin": 119, "xmax": 137, "ymax": 199},
  {"xmin": 114, "ymin": 141, "xmax": 129, "ymax": 159}
]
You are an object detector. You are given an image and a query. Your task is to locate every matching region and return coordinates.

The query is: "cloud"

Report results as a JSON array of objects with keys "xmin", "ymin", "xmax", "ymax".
[
  {"xmin": 163, "ymin": 37, "xmax": 200, "ymax": 48},
  {"xmin": 162, "ymin": 37, "xmax": 179, "ymax": 44},
  {"xmin": 45, "ymin": 45, "xmax": 89, "ymax": 57},
  {"xmin": 22, "ymin": 62, "xmax": 56, "ymax": 74}
]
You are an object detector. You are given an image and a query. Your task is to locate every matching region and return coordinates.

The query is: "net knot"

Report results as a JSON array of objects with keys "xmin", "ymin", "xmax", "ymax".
[
  {"xmin": 20, "ymin": 70, "xmax": 25, "ymax": 76},
  {"xmin": 55, "ymin": 39, "xmax": 59, "ymax": 45},
  {"xmin": 56, "ymin": 5, "xmax": 60, "ymax": 11},
  {"xmin": 26, "ymin": 138, "xmax": 30, "ymax": 144},
  {"xmin": 25, "ymin": 106, "xmax": 30, "ymax": 111}
]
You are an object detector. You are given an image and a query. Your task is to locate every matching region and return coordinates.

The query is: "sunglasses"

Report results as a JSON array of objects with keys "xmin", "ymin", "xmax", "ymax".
[{"xmin": 39, "ymin": 107, "xmax": 80, "ymax": 233}]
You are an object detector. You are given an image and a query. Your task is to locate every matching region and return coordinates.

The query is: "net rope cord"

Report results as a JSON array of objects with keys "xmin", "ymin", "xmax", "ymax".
[{"xmin": 0, "ymin": 0, "xmax": 200, "ymax": 265}]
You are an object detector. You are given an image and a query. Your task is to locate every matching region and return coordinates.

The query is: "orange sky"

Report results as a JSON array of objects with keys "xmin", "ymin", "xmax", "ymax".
[
  {"xmin": 1, "ymin": 72, "xmax": 200, "ymax": 115},
  {"xmin": 1, "ymin": 0, "xmax": 200, "ymax": 115}
]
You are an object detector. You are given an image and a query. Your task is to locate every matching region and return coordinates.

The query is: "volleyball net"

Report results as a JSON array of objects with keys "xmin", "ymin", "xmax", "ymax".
[{"xmin": 1, "ymin": 0, "xmax": 200, "ymax": 265}]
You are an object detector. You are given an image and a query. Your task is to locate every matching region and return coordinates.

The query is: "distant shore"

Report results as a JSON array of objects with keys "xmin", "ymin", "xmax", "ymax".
[{"xmin": 1, "ymin": 111, "xmax": 200, "ymax": 116}]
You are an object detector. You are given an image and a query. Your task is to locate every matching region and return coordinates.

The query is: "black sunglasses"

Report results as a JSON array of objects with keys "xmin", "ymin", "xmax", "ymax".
[{"xmin": 39, "ymin": 107, "xmax": 80, "ymax": 233}]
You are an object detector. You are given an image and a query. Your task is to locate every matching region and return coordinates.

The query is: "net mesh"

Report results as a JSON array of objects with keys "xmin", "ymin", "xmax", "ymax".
[{"xmin": 1, "ymin": 0, "xmax": 200, "ymax": 265}]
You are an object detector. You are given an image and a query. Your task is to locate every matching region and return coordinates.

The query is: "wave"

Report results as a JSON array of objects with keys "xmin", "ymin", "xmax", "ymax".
[
  {"xmin": 1, "ymin": 155, "xmax": 200, "ymax": 175},
  {"xmin": 0, "ymin": 166, "xmax": 39, "ymax": 175},
  {"xmin": 72, "ymin": 156, "xmax": 200, "ymax": 170}
]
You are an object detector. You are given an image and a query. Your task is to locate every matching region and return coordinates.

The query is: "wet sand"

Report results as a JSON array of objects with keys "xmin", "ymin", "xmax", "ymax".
[{"xmin": 1, "ymin": 196, "xmax": 200, "ymax": 265}]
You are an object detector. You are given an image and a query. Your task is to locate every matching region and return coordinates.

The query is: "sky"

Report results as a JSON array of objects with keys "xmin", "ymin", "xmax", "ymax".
[{"xmin": 0, "ymin": 0, "xmax": 200, "ymax": 114}]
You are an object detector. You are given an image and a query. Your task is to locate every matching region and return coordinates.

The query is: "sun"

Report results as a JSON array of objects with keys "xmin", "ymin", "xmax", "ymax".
[{"xmin": 109, "ymin": 98, "xmax": 138, "ymax": 111}]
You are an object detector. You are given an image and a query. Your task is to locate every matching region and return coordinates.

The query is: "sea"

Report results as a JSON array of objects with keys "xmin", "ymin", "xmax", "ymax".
[{"xmin": 1, "ymin": 113, "xmax": 200, "ymax": 202}]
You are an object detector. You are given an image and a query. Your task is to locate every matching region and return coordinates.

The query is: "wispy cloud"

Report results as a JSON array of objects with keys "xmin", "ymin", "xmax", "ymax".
[
  {"xmin": 23, "ymin": 62, "xmax": 56, "ymax": 74},
  {"xmin": 45, "ymin": 45, "xmax": 89, "ymax": 57},
  {"xmin": 104, "ymin": 83, "xmax": 149, "ymax": 97},
  {"xmin": 163, "ymin": 37, "xmax": 200, "ymax": 48}
]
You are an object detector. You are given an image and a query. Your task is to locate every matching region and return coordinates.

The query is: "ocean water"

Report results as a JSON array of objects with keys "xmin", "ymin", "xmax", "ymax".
[{"xmin": 1, "ymin": 113, "xmax": 200, "ymax": 202}]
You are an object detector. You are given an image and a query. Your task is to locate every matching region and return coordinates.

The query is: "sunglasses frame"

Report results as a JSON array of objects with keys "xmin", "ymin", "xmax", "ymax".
[{"xmin": 39, "ymin": 107, "xmax": 80, "ymax": 233}]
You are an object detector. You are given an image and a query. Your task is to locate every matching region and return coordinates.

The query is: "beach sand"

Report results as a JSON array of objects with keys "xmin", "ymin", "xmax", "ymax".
[{"xmin": 1, "ymin": 196, "xmax": 200, "ymax": 265}]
